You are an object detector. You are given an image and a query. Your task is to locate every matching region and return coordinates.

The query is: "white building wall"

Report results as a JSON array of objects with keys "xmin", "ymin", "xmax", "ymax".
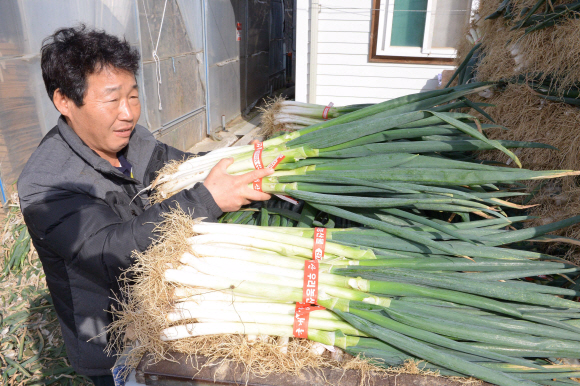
[{"xmin": 296, "ymin": 0, "xmax": 455, "ymax": 106}]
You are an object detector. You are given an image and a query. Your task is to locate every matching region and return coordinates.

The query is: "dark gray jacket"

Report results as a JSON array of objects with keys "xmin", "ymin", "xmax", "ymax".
[{"xmin": 18, "ymin": 117, "xmax": 222, "ymax": 376}]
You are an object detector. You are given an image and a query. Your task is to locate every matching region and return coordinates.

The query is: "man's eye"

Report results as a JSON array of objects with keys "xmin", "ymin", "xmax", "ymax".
[{"xmin": 108, "ymin": 99, "xmax": 118, "ymax": 103}]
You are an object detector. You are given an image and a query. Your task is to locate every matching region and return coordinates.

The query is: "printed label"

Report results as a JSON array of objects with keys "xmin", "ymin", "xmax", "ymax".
[
  {"xmin": 293, "ymin": 303, "xmax": 325, "ymax": 339},
  {"xmin": 312, "ymin": 228, "xmax": 327, "ymax": 261},
  {"xmin": 276, "ymin": 195, "xmax": 299, "ymax": 205},
  {"xmin": 251, "ymin": 143, "xmax": 294, "ymax": 201},
  {"xmin": 252, "ymin": 142, "xmax": 264, "ymax": 170},
  {"xmin": 322, "ymin": 102, "xmax": 334, "ymax": 120},
  {"xmin": 267, "ymin": 154, "xmax": 285, "ymax": 169},
  {"xmin": 252, "ymin": 142, "xmax": 266, "ymax": 192},
  {"xmin": 302, "ymin": 260, "xmax": 320, "ymax": 304}
]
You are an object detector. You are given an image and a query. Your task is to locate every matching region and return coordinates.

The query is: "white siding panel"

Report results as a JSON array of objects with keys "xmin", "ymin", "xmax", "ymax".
[
  {"xmin": 319, "ymin": 0, "xmax": 373, "ymax": 11},
  {"xmin": 317, "ymin": 75, "xmax": 439, "ymax": 90},
  {"xmin": 317, "ymin": 53, "xmax": 376, "ymax": 66},
  {"xmin": 318, "ymin": 31, "xmax": 370, "ymax": 44},
  {"xmin": 296, "ymin": 0, "xmax": 311, "ymax": 102},
  {"xmin": 318, "ymin": 43, "xmax": 369, "ymax": 55},
  {"xmin": 318, "ymin": 11, "xmax": 371, "ymax": 22},
  {"xmin": 316, "ymin": 96, "xmax": 397, "ymax": 105},
  {"xmin": 318, "ymin": 19, "xmax": 370, "ymax": 32},
  {"xmin": 316, "ymin": 85, "xmax": 433, "ymax": 104}
]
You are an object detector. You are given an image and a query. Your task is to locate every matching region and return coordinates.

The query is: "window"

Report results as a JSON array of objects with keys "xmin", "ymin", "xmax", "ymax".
[{"xmin": 370, "ymin": 0, "xmax": 473, "ymax": 64}]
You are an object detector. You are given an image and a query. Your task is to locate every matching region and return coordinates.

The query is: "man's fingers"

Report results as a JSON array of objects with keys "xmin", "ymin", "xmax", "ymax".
[
  {"xmin": 213, "ymin": 157, "xmax": 234, "ymax": 172},
  {"xmin": 244, "ymin": 190, "xmax": 272, "ymax": 202},
  {"xmin": 241, "ymin": 167, "xmax": 275, "ymax": 183}
]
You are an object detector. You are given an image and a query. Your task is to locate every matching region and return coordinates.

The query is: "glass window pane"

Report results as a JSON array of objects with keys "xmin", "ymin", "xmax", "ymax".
[
  {"xmin": 431, "ymin": 0, "xmax": 470, "ymax": 49},
  {"xmin": 390, "ymin": 0, "xmax": 428, "ymax": 47}
]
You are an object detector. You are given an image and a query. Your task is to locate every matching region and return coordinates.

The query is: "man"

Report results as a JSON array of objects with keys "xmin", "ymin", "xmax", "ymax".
[{"xmin": 17, "ymin": 25, "xmax": 272, "ymax": 385}]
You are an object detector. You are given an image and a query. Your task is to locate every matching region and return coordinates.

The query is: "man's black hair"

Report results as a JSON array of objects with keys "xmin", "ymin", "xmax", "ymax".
[{"xmin": 41, "ymin": 24, "xmax": 140, "ymax": 107}]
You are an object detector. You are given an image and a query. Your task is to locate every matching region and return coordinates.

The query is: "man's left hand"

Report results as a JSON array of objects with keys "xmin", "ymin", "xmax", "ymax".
[{"xmin": 203, "ymin": 158, "xmax": 273, "ymax": 212}]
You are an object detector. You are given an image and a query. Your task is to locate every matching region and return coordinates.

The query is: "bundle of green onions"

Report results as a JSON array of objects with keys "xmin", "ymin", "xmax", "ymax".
[
  {"xmin": 259, "ymin": 97, "xmax": 371, "ymax": 134},
  {"xmin": 159, "ymin": 221, "xmax": 580, "ymax": 386},
  {"xmin": 151, "ymin": 82, "xmax": 575, "ymax": 203}
]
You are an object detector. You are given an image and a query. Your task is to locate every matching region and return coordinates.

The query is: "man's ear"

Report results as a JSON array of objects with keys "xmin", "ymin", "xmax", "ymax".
[{"xmin": 52, "ymin": 89, "xmax": 72, "ymax": 117}]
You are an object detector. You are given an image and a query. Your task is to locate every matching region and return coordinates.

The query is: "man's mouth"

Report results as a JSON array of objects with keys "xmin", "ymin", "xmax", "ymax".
[{"xmin": 114, "ymin": 127, "xmax": 133, "ymax": 137}]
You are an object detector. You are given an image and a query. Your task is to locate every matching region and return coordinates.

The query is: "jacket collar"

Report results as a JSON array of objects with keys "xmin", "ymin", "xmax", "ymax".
[
  {"xmin": 56, "ymin": 116, "xmax": 153, "ymax": 182},
  {"xmin": 57, "ymin": 116, "xmax": 123, "ymax": 176}
]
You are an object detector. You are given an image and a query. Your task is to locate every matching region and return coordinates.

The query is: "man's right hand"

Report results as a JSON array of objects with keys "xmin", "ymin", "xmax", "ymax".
[{"xmin": 203, "ymin": 158, "xmax": 274, "ymax": 212}]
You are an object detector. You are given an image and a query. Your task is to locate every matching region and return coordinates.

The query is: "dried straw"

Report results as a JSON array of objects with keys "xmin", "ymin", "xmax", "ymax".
[
  {"xmin": 452, "ymin": 1, "xmax": 580, "ymax": 263},
  {"xmin": 258, "ymin": 95, "xmax": 287, "ymax": 137},
  {"xmin": 462, "ymin": 0, "xmax": 580, "ymax": 91},
  {"xmin": 466, "ymin": 83, "xmax": 580, "ymax": 263}
]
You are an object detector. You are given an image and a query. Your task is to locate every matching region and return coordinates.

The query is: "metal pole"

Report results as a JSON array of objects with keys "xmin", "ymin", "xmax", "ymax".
[
  {"xmin": 134, "ymin": 0, "xmax": 153, "ymax": 131},
  {"xmin": 201, "ymin": 0, "xmax": 212, "ymax": 135},
  {"xmin": 308, "ymin": 0, "xmax": 320, "ymax": 104}
]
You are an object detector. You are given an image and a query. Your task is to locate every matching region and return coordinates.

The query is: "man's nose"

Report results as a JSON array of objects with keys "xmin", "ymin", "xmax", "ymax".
[{"xmin": 118, "ymin": 98, "xmax": 134, "ymax": 121}]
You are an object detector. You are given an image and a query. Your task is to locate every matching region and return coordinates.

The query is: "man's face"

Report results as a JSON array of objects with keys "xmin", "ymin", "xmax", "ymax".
[{"xmin": 61, "ymin": 67, "xmax": 141, "ymax": 161}]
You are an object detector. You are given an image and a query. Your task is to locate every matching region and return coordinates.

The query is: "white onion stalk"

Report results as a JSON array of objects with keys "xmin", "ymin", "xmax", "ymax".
[
  {"xmin": 194, "ymin": 243, "xmax": 297, "ymax": 257},
  {"xmin": 190, "ymin": 223, "xmax": 376, "ymax": 260},
  {"xmin": 166, "ymin": 308, "xmax": 364, "ymax": 336},
  {"xmin": 171, "ymin": 300, "xmax": 341, "ymax": 321},
  {"xmin": 278, "ymin": 105, "xmax": 328, "ymax": 114},
  {"xmin": 164, "ymin": 269, "xmax": 304, "ymax": 303},
  {"xmin": 190, "ymin": 244, "xmax": 308, "ymax": 267},
  {"xmin": 175, "ymin": 132, "xmax": 300, "ymax": 173},
  {"xmin": 189, "ymin": 245, "xmax": 351, "ymax": 272},
  {"xmin": 180, "ymin": 254, "xmax": 305, "ymax": 288},
  {"xmin": 156, "ymin": 171, "xmax": 209, "ymax": 197},
  {"xmin": 173, "ymin": 287, "xmax": 289, "ymax": 304},
  {"xmin": 160, "ymin": 322, "xmax": 359, "ymax": 350},
  {"xmin": 274, "ymin": 115, "xmax": 323, "ymax": 126},
  {"xmin": 161, "ymin": 322, "xmax": 294, "ymax": 341},
  {"xmin": 181, "ymin": 254, "xmax": 350, "ymax": 288},
  {"xmin": 178, "ymin": 310, "xmax": 367, "ymax": 336},
  {"xmin": 279, "ymin": 124, "xmax": 307, "ymax": 131},
  {"xmin": 278, "ymin": 336, "xmax": 289, "ymax": 354},
  {"xmin": 187, "ymin": 234, "xmax": 339, "ymax": 259}
]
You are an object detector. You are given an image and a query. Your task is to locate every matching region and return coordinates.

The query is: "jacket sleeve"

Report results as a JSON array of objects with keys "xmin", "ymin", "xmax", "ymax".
[{"xmin": 22, "ymin": 183, "xmax": 222, "ymax": 283}]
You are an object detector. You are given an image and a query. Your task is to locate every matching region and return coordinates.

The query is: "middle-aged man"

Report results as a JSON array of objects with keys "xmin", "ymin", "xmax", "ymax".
[{"xmin": 17, "ymin": 25, "xmax": 272, "ymax": 385}]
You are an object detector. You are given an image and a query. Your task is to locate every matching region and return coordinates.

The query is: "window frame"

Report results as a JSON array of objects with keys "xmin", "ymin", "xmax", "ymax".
[{"xmin": 369, "ymin": 0, "xmax": 469, "ymax": 64}]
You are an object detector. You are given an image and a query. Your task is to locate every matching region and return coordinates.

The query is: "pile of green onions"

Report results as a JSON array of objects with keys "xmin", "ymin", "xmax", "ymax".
[
  {"xmin": 160, "ymin": 221, "xmax": 580, "ymax": 386},
  {"xmin": 143, "ymin": 82, "xmax": 580, "ymax": 385}
]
